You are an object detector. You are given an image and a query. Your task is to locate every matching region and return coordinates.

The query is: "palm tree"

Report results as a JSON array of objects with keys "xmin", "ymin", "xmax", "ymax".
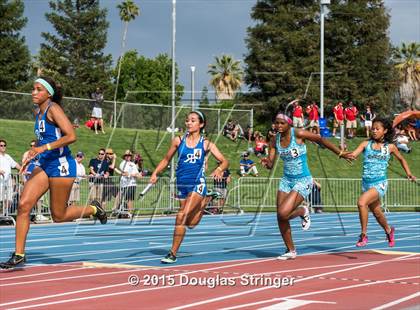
[
  {"xmin": 393, "ymin": 42, "xmax": 420, "ymax": 110},
  {"xmin": 208, "ymin": 55, "xmax": 244, "ymax": 101},
  {"xmin": 113, "ymin": 0, "xmax": 140, "ymax": 127}
]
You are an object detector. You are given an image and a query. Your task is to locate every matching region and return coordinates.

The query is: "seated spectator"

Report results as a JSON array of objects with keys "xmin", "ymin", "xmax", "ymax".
[
  {"xmin": 394, "ymin": 127, "xmax": 411, "ymax": 153},
  {"xmin": 223, "ymin": 120, "xmax": 239, "ymax": 141},
  {"xmin": 239, "ymin": 152, "xmax": 259, "ymax": 177},
  {"xmin": 244, "ymin": 125, "xmax": 254, "ymax": 143},
  {"xmin": 405, "ymin": 120, "xmax": 418, "ymax": 141},
  {"xmin": 254, "ymin": 133, "xmax": 268, "ymax": 157}
]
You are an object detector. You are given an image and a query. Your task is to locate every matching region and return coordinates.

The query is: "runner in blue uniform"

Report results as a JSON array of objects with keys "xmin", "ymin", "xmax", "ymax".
[
  {"xmin": 0, "ymin": 77, "xmax": 107, "ymax": 269},
  {"xmin": 150, "ymin": 111, "xmax": 228, "ymax": 264},
  {"xmin": 349, "ymin": 118, "xmax": 415, "ymax": 248},
  {"xmin": 261, "ymin": 113, "xmax": 353, "ymax": 260}
]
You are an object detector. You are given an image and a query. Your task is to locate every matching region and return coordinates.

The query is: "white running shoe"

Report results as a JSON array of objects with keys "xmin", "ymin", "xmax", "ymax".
[
  {"xmin": 277, "ymin": 250, "xmax": 297, "ymax": 260},
  {"xmin": 301, "ymin": 205, "xmax": 311, "ymax": 231}
]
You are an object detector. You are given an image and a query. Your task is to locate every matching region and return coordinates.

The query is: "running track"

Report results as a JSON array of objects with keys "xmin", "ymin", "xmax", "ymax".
[{"xmin": 1, "ymin": 212, "xmax": 419, "ymax": 309}]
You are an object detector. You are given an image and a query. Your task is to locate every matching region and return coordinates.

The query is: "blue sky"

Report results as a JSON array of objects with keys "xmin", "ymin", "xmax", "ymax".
[{"xmin": 22, "ymin": 0, "xmax": 420, "ymax": 100}]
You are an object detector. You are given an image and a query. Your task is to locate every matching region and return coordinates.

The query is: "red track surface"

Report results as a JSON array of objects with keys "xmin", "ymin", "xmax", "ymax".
[{"xmin": 1, "ymin": 251, "xmax": 419, "ymax": 310}]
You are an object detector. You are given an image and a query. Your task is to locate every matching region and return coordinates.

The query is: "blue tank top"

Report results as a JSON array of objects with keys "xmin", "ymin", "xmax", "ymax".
[
  {"xmin": 276, "ymin": 128, "xmax": 311, "ymax": 179},
  {"xmin": 34, "ymin": 102, "xmax": 71, "ymax": 160},
  {"xmin": 176, "ymin": 134, "xmax": 206, "ymax": 184},
  {"xmin": 362, "ymin": 141, "xmax": 390, "ymax": 183}
]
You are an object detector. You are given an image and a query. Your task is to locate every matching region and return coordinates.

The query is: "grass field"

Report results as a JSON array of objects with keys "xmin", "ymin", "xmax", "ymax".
[{"xmin": 1, "ymin": 119, "xmax": 419, "ymax": 179}]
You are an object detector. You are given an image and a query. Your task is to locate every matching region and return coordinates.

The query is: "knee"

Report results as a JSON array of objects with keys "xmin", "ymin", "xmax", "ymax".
[
  {"xmin": 51, "ymin": 214, "xmax": 67, "ymax": 223},
  {"xmin": 17, "ymin": 200, "xmax": 34, "ymax": 216},
  {"xmin": 357, "ymin": 200, "xmax": 367, "ymax": 209},
  {"xmin": 277, "ymin": 209, "xmax": 289, "ymax": 221},
  {"xmin": 175, "ymin": 212, "xmax": 187, "ymax": 225}
]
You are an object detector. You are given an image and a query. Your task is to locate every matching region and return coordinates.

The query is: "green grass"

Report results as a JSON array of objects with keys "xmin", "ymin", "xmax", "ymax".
[{"xmin": 1, "ymin": 118, "xmax": 419, "ymax": 179}]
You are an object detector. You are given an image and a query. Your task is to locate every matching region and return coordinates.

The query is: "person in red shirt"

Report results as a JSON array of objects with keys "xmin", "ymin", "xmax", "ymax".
[
  {"xmin": 332, "ymin": 102, "xmax": 344, "ymax": 137},
  {"xmin": 292, "ymin": 101, "xmax": 304, "ymax": 128},
  {"xmin": 306, "ymin": 101, "xmax": 320, "ymax": 135},
  {"xmin": 344, "ymin": 101, "xmax": 358, "ymax": 138}
]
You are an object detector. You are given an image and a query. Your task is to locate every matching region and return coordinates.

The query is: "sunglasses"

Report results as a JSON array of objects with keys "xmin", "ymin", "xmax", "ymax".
[
  {"xmin": 30, "ymin": 144, "xmax": 36, "ymax": 147},
  {"xmin": 76, "ymin": 155, "xmax": 84, "ymax": 158},
  {"xmin": 98, "ymin": 152, "xmax": 105, "ymax": 155},
  {"xmin": 0, "ymin": 144, "xmax": 6, "ymax": 147},
  {"xmin": 106, "ymin": 153, "xmax": 113, "ymax": 155}
]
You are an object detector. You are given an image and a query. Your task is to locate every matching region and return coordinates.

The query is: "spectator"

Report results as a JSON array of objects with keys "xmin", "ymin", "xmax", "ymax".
[
  {"xmin": 292, "ymin": 100, "xmax": 304, "ymax": 128},
  {"xmin": 88, "ymin": 148, "xmax": 109, "ymax": 203},
  {"xmin": 119, "ymin": 150, "xmax": 141, "ymax": 213},
  {"xmin": 405, "ymin": 119, "xmax": 418, "ymax": 141},
  {"xmin": 244, "ymin": 125, "xmax": 254, "ymax": 143},
  {"xmin": 239, "ymin": 152, "xmax": 259, "ymax": 177},
  {"xmin": 212, "ymin": 163, "xmax": 231, "ymax": 212},
  {"xmin": 0, "ymin": 139, "xmax": 21, "ymax": 213},
  {"xmin": 90, "ymin": 87, "xmax": 105, "ymax": 135},
  {"xmin": 102, "ymin": 148, "xmax": 119, "ymax": 207},
  {"xmin": 69, "ymin": 151, "xmax": 87, "ymax": 205},
  {"xmin": 306, "ymin": 101, "xmax": 320, "ymax": 135},
  {"xmin": 360, "ymin": 106, "xmax": 376, "ymax": 138},
  {"xmin": 21, "ymin": 140, "xmax": 36, "ymax": 176},
  {"xmin": 254, "ymin": 134, "xmax": 268, "ymax": 157},
  {"xmin": 394, "ymin": 127, "xmax": 411, "ymax": 153},
  {"xmin": 223, "ymin": 120, "xmax": 240, "ymax": 141},
  {"xmin": 332, "ymin": 101, "xmax": 344, "ymax": 138},
  {"xmin": 308, "ymin": 179, "xmax": 323, "ymax": 213},
  {"xmin": 133, "ymin": 152, "xmax": 144, "ymax": 174},
  {"xmin": 344, "ymin": 101, "xmax": 358, "ymax": 138},
  {"xmin": 266, "ymin": 123, "xmax": 277, "ymax": 142}
]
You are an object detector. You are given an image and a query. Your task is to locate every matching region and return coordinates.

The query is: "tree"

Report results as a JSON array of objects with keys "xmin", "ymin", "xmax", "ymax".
[
  {"xmin": 393, "ymin": 42, "xmax": 420, "ymax": 110},
  {"xmin": 200, "ymin": 86, "xmax": 210, "ymax": 106},
  {"xmin": 244, "ymin": 0, "xmax": 396, "ymax": 119},
  {"xmin": 208, "ymin": 54, "xmax": 244, "ymax": 101},
  {"xmin": 113, "ymin": 0, "xmax": 140, "ymax": 125},
  {"xmin": 115, "ymin": 50, "xmax": 184, "ymax": 104},
  {"xmin": 0, "ymin": 0, "xmax": 30, "ymax": 90},
  {"xmin": 38, "ymin": 0, "xmax": 112, "ymax": 97}
]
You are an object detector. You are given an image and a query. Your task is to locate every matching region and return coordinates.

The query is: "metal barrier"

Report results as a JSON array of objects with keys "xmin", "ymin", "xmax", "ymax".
[{"xmin": 1, "ymin": 175, "xmax": 418, "ymax": 222}]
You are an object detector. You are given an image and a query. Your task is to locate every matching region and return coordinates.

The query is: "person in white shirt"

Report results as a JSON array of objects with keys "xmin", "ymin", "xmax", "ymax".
[
  {"xmin": 69, "ymin": 151, "xmax": 87, "ymax": 205},
  {"xmin": 119, "ymin": 150, "xmax": 141, "ymax": 213},
  {"xmin": 0, "ymin": 139, "xmax": 22, "ymax": 213}
]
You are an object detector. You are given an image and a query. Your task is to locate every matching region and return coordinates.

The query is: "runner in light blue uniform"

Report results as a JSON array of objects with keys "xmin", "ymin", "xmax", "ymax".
[
  {"xmin": 0, "ymin": 77, "xmax": 107, "ymax": 270},
  {"xmin": 361, "ymin": 140, "xmax": 390, "ymax": 198},
  {"xmin": 350, "ymin": 118, "xmax": 415, "ymax": 248},
  {"xmin": 262, "ymin": 112, "xmax": 352, "ymax": 260},
  {"xmin": 150, "ymin": 111, "xmax": 229, "ymax": 264},
  {"xmin": 176, "ymin": 134, "xmax": 207, "ymax": 199},
  {"xmin": 276, "ymin": 127, "xmax": 313, "ymax": 199}
]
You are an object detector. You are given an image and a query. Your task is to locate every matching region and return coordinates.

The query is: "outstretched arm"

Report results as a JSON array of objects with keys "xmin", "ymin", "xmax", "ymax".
[
  {"xmin": 349, "ymin": 140, "xmax": 369, "ymax": 159},
  {"xmin": 295, "ymin": 129, "xmax": 354, "ymax": 161},
  {"xmin": 150, "ymin": 137, "xmax": 180, "ymax": 184},
  {"xmin": 390, "ymin": 144, "xmax": 416, "ymax": 180}
]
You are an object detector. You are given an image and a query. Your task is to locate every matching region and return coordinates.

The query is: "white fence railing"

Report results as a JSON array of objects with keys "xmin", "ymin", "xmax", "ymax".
[{"xmin": 1, "ymin": 175, "xmax": 418, "ymax": 221}]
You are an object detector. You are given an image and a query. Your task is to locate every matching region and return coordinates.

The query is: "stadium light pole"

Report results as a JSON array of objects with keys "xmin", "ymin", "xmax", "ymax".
[
  {"xmin": 190, "ymin": 66, "xmax": 196, "ymax": 110},
  {"xmin": 320, "ymin": 0, "xmax": 330, "ymax": 119},
  {"xmin": 169, "ymin": 0, "xmax": 176, "ymax": 212}
]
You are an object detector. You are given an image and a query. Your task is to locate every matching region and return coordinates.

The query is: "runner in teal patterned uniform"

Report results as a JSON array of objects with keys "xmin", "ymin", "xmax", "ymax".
[
  {"xmin": 349, "ymin": 118, "xmax": 416, "ymax": 248},
  {"xmin": 262, "ymin": 113, "xmax": 353, "ymax": 260}
]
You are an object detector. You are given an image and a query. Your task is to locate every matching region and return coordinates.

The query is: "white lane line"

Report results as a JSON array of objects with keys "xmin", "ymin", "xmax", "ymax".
[
  {"xmin": 371, "ymin": 291, "xmax": 420, "ymax": 310},
  {"xmin": 167, "ymin": 254, "xmax": 417, "ymax": 310},
  {"xmin": 2, "ymin": 254, "xmax": 416, "ymax": 309}
]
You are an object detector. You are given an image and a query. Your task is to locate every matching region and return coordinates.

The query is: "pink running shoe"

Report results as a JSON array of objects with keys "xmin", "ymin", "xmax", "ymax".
[
  {"xmin": 356, "ymin": 234, "xmax": 368, "ymax": 247},
  {"xmin": 386, "ymin": 227, "xmax": 395, "ymax": 247}
]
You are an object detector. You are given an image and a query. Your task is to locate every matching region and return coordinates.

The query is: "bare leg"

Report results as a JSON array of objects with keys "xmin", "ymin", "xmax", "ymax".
[
  {"xmin": 48, "ymin": 178, "xmax": 96, "ymax": 222},
  {"xmin": 357, "ymin": 188, "xmax": 380, "ymax": 235},
  {"xmin": 170, "ymin": 193, "xmax": 203, "ymax": 256},
  {"xmin": 369, "ymin": 199, "xmax": 391, "ymax": 233},
  {"xmin": 277, "ymin": 191, "xmax": 304, "ymax": 252},
  {"xmin": 15, "ymin": 168, "xmax": 49, "ymax": 254}
]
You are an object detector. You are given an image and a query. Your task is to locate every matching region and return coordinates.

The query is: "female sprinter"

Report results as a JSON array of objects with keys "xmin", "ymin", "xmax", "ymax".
[
  {"xmin": 150, "ymin": 111, "xmax": 228, "ymax": 264},
  {"xmin": 0, "ymin": 77, "xmax": 107, "ymax": 269},
  {"xmin": 261, "ymin": 113, "xmax": 353, "ymax": 260},
  {"xmin": 349, "ymin": 118, "xmax": 415, "ymax": 247}
]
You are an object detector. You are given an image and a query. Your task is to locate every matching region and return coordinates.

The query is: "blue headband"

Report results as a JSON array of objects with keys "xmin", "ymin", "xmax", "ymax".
[{"xmin": 35, "ymin": 78, "xmax": 55, "ymax": 96}]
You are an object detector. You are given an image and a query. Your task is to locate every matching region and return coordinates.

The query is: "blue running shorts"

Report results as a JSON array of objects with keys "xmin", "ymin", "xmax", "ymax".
[
  {"xmin": 39, "ymin": 155, "xmax": 77, "ymax": 178},
  {"xmin": 279, "ymin": 176, "xmax": 313, "ymax": 199}
]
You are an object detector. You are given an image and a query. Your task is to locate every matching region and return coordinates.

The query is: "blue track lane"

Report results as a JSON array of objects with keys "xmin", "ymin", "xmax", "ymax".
[{"xmin": 1, "ymin": 212, "xmax": 419, "ymax": 267}]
